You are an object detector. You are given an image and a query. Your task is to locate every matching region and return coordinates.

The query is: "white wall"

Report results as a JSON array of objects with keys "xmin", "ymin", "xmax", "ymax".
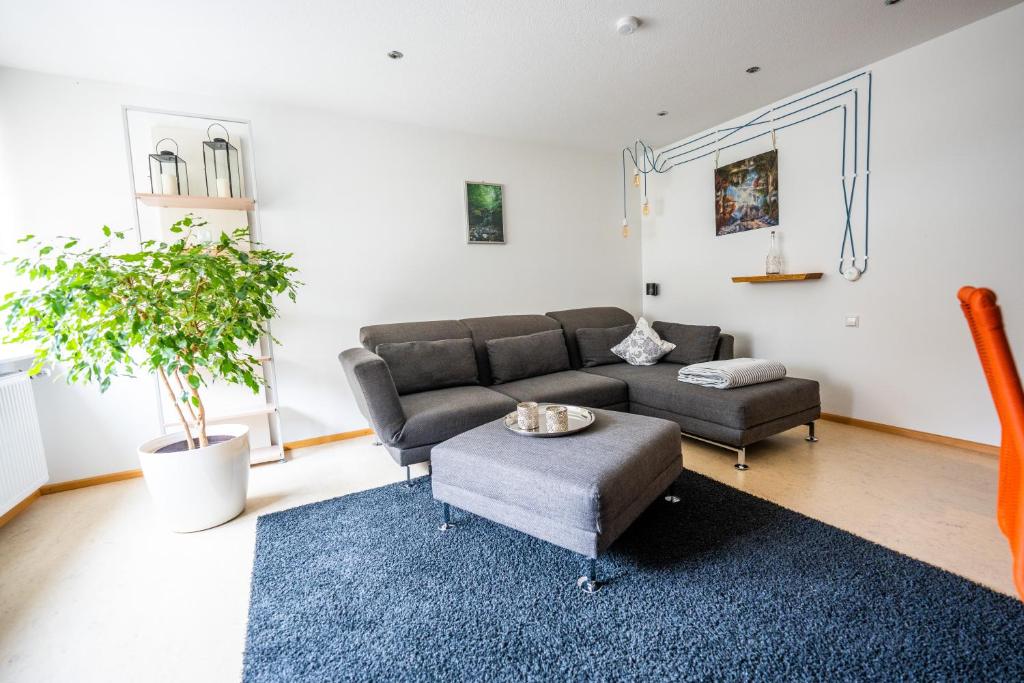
[
  {"xmin": 0, "ymin": 68, "xmax": 641, "ymax": 481},
  {"xmin": 641, "ymin": 4, "xmax": 1024, "ymax": 446}
]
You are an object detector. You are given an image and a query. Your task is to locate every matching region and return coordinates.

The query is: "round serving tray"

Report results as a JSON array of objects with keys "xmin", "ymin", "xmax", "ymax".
[{"xmin": 503, "ymin": 403, "xmax": 596, "ymax": 438}]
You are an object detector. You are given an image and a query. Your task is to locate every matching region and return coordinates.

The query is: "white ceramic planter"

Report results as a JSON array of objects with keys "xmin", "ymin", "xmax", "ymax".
[{"xmin": 138, "ymin": 424, "xmax": 250, "ymax": 533}]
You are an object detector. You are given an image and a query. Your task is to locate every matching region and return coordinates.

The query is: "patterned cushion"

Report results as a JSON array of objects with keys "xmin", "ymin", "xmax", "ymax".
[{"xmin": 611, "ymin": 318, "xmax": 675, "ymax": 366}]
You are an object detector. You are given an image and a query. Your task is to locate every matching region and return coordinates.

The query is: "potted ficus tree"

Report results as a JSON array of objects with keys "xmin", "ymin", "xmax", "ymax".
[{"xmin": 1, "ymin": 216, "xmax": 299, "ymax": 532}]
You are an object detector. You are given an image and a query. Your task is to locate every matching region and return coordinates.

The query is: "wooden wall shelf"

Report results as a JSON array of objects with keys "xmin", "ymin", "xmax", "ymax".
[
  {"xmin": 136, "ymin": 193, "xmax": 255, "ymax": 211},
  {"xmin": 731, "ymin": 273, "xmax": 823, "ymax": 283}
]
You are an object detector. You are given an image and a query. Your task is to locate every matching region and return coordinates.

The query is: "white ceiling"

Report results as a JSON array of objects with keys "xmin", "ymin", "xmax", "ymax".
[{"xmin": 0, "ymin": 0, "xmax": 1018, "ymax": 151}]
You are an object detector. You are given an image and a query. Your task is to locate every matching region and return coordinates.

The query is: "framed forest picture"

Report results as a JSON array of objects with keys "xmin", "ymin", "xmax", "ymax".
[
  {"xmin": 465, "ymin": 181, "xmax": 505, "ymax": 244},
  {"xmin": 714, "ymin": 150, "xmax": 779, "ymax": 236}
]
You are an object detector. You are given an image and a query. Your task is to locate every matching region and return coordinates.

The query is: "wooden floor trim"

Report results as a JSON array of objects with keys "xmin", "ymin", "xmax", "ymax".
[
  {"xmin": 0, "ymin": 490, "xmax": 41, "ymax": 529},
  {"xmin": 820, "ymin": 413, "xmax": 999, "ymax": 456},
  {"xmin": 39, "ymin": 469, "xmax": 143, "ymax": 495},
  {"xmin": 283, "ymin": 428, "xmax": 374, "ymax": 451}
]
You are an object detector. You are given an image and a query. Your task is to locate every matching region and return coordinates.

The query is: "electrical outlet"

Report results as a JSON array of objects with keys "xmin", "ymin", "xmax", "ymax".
[{"xmin": 845, "ymin": 315, "xmax": 860, "ymax": 328}]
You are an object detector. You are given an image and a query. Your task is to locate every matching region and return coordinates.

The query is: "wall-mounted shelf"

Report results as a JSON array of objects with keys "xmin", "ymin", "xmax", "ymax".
[
  {"xmin": 732, "ymin": 273, "xmax": 823, "ymax": 284},
  {"xmin": 136, "ymin": 193, "xmax": 255, "ymax": 211}
]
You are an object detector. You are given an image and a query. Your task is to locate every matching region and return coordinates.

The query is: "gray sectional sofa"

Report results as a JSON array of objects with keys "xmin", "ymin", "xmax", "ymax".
[{"xmin": 339, "ymin": 307, "xmax": 820, "ymax": 473}]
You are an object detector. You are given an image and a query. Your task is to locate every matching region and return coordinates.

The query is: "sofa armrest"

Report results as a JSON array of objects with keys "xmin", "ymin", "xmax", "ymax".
[
  {"xmin": 714, "ymin": 334, "xmax": 735, "ymax": 361},
  {"xmin": 338, "ymin": 347, "xmax": 406, "ymax": 445}
]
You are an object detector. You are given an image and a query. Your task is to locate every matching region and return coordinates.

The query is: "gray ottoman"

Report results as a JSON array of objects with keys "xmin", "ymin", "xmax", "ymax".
[{"xmin": 431, "ymin": 409, "xmax": 682, "ymax": 591}]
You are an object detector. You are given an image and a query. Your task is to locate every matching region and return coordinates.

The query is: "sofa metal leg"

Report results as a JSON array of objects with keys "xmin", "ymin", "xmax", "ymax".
[
  {"xmin": 734, "ymin": 447, "xmax": 749, "ymax": 471},
  {"xmin": 663, "ymin": 480, "xmax": 681, "ymax": 503},
  {"xmin": 576, "ymin": 557, "xmax": 602, "ymax": 594},
  {"xmin": 806, "ymin": 421, "xmax": 819, "ymax": 442},
  {"xmin": 404, "ymin": 465, "xmax": 414, "ymax": 488},
  {"xmin": 438, "ymin": 502, "xmax": 456, "ymax": 532}
]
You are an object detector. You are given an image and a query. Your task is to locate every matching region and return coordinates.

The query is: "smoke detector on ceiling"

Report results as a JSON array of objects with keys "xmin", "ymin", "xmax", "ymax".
[{"xmin": 616, "ymin": 16, "xmax": 642, "ymax": 35}]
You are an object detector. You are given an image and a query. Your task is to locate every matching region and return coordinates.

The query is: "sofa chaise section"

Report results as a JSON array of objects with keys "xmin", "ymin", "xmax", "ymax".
[{"xmin": 583, "ymin": 362, "xmax": 821, "ymax": 467}]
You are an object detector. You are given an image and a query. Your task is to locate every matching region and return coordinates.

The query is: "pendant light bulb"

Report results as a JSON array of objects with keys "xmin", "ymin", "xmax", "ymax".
[
  {"xmin": 642, "ymin": 199, "xmax": 650, "ymax": 216},
  {"xmin": 632, "ymin": 168, "xmax": 641, "ymax": 187},
  {"xmin": 621, "ymin": 219, "xmax": 630, "ymax": 239}
]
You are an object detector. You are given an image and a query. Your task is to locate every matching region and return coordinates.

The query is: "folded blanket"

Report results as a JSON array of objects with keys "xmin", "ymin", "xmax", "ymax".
[{"xmin": 677, "ymin": 358, "xmax": 787, "ymax": 389}]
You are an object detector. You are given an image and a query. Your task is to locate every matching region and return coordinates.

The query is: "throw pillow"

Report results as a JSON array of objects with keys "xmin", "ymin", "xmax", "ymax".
[
  {"xmin": 576, "ymin": 324, "xmax": 634, "ymax": 367},
  {"xmin": 486, "ymin": 329, "xmax": 571, "ymax": 384},
  {"xmin": 652, "ymin": 322, "xmax": 722, "ymax": 365},
  {"xmin": 375, "ymin": 338, "xmax": 479, "ymax": 395},
  {"xmin": 611, "ymin": 318, "xmax": 675, "ymax": 366}
]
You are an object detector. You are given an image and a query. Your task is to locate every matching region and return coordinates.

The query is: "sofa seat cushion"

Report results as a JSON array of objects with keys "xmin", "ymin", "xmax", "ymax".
[
  {"xmin": 489, "ymin": 370, "xmax": 628, "ymax": 408},
  {"xmin": 583, "ymin": 363, "xmax": 820, "ymax": 429},
  {"xmin": 396, "ymin": 386, "xmax": 517, "ymax": 449}
]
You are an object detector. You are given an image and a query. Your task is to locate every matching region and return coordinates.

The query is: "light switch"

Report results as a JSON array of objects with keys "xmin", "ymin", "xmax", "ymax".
[{"xmin": 845, "ymin": 315, "xmax": 860, "ymax": 328}]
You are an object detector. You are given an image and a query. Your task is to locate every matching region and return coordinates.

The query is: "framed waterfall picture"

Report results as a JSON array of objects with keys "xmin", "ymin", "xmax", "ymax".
[
  {"xmin": 715, "ymin": 149, "xmax": 779, "ymax": 236},
  {"xmin": 465, "ymin": 181, "xmax": 506, "ymax": 244}
]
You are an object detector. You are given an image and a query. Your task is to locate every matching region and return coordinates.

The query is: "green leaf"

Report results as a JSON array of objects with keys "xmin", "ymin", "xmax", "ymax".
[{"xmin": 102, "ymin": 226, "xmax": 111, "ymax": 237}]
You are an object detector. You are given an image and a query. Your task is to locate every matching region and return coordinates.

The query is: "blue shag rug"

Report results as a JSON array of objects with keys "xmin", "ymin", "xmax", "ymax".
[{"xmin": 244, "ymin": 472, "xmax": 1024, "ymax": 681}]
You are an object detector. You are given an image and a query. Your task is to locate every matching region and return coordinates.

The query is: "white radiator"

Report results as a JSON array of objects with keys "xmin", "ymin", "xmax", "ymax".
[{"xmin": 0, "ymin": 371, "xmax": 48, "ymax": 516}]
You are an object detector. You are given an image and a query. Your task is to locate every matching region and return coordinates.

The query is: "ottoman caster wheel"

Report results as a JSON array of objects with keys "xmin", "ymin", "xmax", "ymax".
[
  {"xmin": 734, "ymin": 463, "xmax": 750, "ymax": 471},
  {"xmin": 438, "ymin": 523, "xmax": 456, "ymax": 532},
  {"xmin": 806, "ymin": 436, "xmax": 819, "ymax": 443},
  {"xmin": 577, "ymin": 576, "xmax": 603, "ymax": 594},
  {"xmin": 664, "ymin": 495, "xmax": 681, "ymax": 503}
]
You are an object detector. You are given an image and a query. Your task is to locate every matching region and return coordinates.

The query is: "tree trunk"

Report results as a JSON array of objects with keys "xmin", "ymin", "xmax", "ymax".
[
  {"xmin": 158, "ymin": 368, "xmax": 195, "ymax": 450},
  {"xmin": 190, "ymin": 385, "xmax": 210, "ymax": 447}
]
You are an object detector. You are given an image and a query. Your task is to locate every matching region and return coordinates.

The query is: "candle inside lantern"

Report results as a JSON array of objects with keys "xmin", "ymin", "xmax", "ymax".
[
  {"xmin": 216, "ymin": 177, "xmax": 231, "ymax": 198},
  {"xmin": 161, "ymin": 173, "xmax": 178, "ymax": 195}
]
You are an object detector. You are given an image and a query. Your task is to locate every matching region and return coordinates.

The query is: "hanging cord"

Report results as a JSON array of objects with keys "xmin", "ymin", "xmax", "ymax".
[{"xmin": 620, "ymin": 148, "xmax": 630, "ymax": 223}]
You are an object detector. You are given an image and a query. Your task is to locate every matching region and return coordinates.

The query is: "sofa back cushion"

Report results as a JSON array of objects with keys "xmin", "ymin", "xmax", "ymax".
[
  {"xmin": 546, "ymin": 307, "xmax": 635, "ymax": 369},
  {"xmin": 375, "ymin": 338, "xmax": 479, "ymax": 395},
  {"xmin": 461, "ymin": 314, "xmax": 562, "ymax": 384},
  {"xmin": 359, "ymin": 319, "xmax": 472, "ymax": 351},
  {"xmin": 652, "ymin": 321, "xmax": 721, "ymax": 365},
  {"xmin": 576, "ymin": 324, "xmax": 634, "ymax": 367},
  {"xmin": 485, "ymin": 330, "xmax": 571, "ymax": 384}
]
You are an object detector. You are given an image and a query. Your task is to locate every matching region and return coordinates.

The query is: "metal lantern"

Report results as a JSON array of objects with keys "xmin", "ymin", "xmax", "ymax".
[
  {"xmin": 148, "ymin": 138, "xmax": 188, "ymax": 196},
  {"xmin": 202, "ymin": 123, "xmax": 242, "ymax": 198}
]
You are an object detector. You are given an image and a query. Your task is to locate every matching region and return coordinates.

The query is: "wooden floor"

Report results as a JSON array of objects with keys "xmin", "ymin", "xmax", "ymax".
[{"xmin": 0, "ymin": 420, "xmax": 1014, "ymax": 682}]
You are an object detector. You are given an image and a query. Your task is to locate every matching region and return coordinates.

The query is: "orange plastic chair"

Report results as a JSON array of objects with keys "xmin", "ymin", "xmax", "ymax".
[{"xmin": 959, "ymin": 286, "xmax": 1024, "ymax": 599}]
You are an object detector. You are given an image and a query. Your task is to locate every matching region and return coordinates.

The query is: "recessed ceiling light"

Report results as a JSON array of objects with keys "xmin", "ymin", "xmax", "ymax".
[
  {"xmin": 656, "ymin": 110, "xmax": 669, "ymax": 117},
  {"xmin": 387, "ymin": 50, "xmax": 404, "ymax": 60},
  {"xmin": 746, "ymin": 65, "xmax": 761, "ymax": 74}
]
